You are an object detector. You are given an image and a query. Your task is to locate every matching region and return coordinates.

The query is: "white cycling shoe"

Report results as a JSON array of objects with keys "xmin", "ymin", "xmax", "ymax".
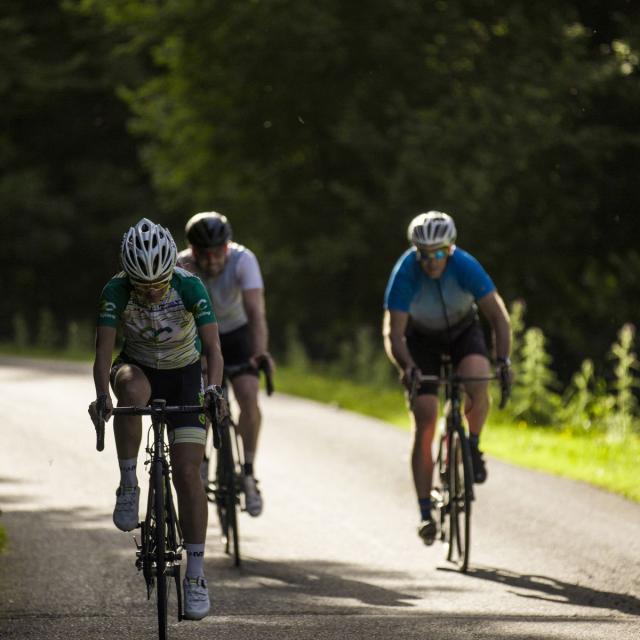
[
  {"xmin": 183, "ymin": 576, "xmax": 210, "ymax": 620},
  {"xmin": 243, "ymin": 475, "xmax": 263, "ymax": 517},
  {"xmin": 113, "ymin": 485, "xmax": 140, "ymax": 532}
]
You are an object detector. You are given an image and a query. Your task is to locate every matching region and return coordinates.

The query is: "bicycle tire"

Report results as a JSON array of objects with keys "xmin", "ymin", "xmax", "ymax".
[
  {"xmin": 153, "ymin": 457, "xmax": 169, "ymax": 639},
  {"xmin": 221, "ymin": 422, "xmax": 240, "ymax": 566},
  {"xmin": 449, "ymin": 429, "xmax": 472, "ymax": 572},
  {"xmin": 430, "ymin": 432, "xmax": 449, "ymax": 544},
  {"xmin": 164, "ymin": 470, "xmax": 183, "ymax": 622}
]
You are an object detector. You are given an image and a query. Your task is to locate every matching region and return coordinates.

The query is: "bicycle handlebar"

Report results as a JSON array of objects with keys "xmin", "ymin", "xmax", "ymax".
[
  {"xmin": 111, "ymin": 404, "xmax": 205, "ymax": 416},
  {"xmin": 409, "ymin": 371, "xmax": 511, "ymax": 410},
  {"xmin": 90, "ymin": 399, "xmax": 206, "ymax": 452}
]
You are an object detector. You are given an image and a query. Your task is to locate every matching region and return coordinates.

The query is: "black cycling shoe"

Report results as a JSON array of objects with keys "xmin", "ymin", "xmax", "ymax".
[
  {"xmin": 418, "ymin": 519, "xmax": 437, "ymax": 546},
  {"xmin": 470, "ymin": 443, "xmax": 488, "ymax": 484}
]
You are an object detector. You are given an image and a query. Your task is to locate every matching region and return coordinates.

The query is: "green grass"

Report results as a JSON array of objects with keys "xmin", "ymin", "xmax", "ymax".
[
  {"xmin": 0, "ymin": 526, "xmax": 6, "ymax": 554},
  {"xmin": 483, "ymin": 418, "xmax": 640, "ymax": 502},
  {"xmin": 1, "ymin": 346, "xmax": 638, "ymax": 502},
  {"xmin": 275, "ymin": 365, "xmax": 409, "ymax": 426}
]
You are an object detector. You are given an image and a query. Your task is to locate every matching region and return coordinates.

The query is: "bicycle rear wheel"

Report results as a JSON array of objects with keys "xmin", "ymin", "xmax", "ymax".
[
  {"xmin": 449, "ymin": 429, "xmax": 472, "ymax": 572},
  {"xmin": 153, "ymin": 458, "xmax": 169, "ymax": 639}
]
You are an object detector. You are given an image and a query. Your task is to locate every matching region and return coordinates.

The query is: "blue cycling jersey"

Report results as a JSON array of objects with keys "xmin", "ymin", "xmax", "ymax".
[{"xmin": 384, "ymin": 246, "xmax": 495, "ymax": 332}]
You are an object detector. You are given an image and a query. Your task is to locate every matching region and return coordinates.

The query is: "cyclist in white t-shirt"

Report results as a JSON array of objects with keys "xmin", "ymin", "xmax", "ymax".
[{"xmin": 177, "ymin": 211, "xmax": 274, "ymax": 517}]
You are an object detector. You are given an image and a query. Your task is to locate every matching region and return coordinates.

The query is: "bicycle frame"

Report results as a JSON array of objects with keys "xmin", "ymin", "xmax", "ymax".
[
  {"xmin": 411, "ymin": 361, "xmax": 497, "ymax": 572},
  {"xmin": 94, "ymin": 399, "xmax": 204, "ymax": 639},
  {"xmin": 205, "ymin": 359, "xmax": 274, "ymax": 566}
]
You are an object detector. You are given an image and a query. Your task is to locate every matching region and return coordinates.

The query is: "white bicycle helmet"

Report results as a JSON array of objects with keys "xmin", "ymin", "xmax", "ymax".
[
  {"xmin": 407, "ymin": 211, "xmax": 457, "ymax": 247},
  {"xmin": 120, "ymin": 218, "xmax": 177, "ymax": 282}
]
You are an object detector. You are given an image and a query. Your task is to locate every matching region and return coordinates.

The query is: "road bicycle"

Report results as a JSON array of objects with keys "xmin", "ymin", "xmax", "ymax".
[
  {"xmin": 410, "ymin": 358, "xmax": 509, "ymax": 572},
  {"xmin": 204, "ymin": 357, "xmax": 274, "ymax": 567},
  {"xmin": 92, "ymin": 398, "xmax": 205, "ymax": 640}
]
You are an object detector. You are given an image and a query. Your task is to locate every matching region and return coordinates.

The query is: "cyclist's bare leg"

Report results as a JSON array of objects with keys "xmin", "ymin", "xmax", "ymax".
[
  {"xmin": 456, "ymin": 354, "xmax": 491, "ymax": 437},
  {"xmin": 230, "ymin": 373, "xmax": 261, "ymax": 464},
  {"xmin": 112, "ymin": 364, "xmax": 151, "ymax": 458},
  {"xmin": 411, "ymin": 394, "xmax": 439, "ymax": 499},
  {"xmin": 171, "ymin": 442, "xmax": 208, "ymax": 543}
]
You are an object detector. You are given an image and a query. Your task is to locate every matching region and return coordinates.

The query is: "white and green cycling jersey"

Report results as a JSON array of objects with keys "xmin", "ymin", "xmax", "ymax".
[{"xmin": 97, "ymin": 267, "xmax": 216, "ymax": 369}]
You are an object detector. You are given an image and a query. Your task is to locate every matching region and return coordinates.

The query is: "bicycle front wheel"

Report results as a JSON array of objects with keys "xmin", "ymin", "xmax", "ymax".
[
  {"xmin": 449, "ymin": 430, "xmax": 472, "ymax": 572},
  {"xmin": 223, "ymin": 423, "xmax": 240, "ymax": 566},
  {"xmin": 216, "ymin": 422, "xmax": 241, "ymax": 566},
  {"xmin": 430, "ymin": 432, "xmax": 449, "ymax": 544},
  {"xmin": 153, "ymin": 458, "xmax": 169, "ymax": 639}
]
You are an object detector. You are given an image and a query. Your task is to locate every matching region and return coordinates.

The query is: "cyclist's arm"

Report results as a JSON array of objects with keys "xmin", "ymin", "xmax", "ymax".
[
  {"xmin": 383, "ymin": 309, "xmax": 417, "ymax": 376},
  {"xmin": 242, "ymin": 287, "xmax": 271, "ymax": 363},
  {"xmin": 89, "ymin": 325, "xmax": 116, "ymax": 419},
  {"xmin": 477, "ymin": 291, "xmax": 511, "ymax": 360},
  {"xmin": 93, "ymin": 326, "xmax": 116, "ymax": 397},
  {"xmin": 199, "ymin": 322, "xmax": 224, "ymax": 387}
]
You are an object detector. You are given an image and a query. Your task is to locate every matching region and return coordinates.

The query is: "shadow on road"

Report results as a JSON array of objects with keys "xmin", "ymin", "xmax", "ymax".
[
  {"xmin": 210, "ymin": 556, "xmax": 426, "ymax": 609},
  {"xmin": 440, "ymin": 565, "xmax": 640, "ymax": 617},
  {"xmin": 1, "ymin": 508, "xmax": 637, "ymax": 640}
]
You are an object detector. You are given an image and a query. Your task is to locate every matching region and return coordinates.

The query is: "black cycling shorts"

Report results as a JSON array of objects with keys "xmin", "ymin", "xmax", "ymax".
[
  {"xmin": 110, "ymin": 355, "xmax": 204, "ymax": 431},
  {"xmin": 220, "ymin": 324, "xmax": 259, "ymax": 379},
  {"xmin": 406, "ymin": 320, "xmax": 489, "ymax": 396}
]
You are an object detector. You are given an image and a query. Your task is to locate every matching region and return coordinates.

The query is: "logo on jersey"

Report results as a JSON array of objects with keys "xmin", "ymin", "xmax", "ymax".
[
  {"xmin": 192, "ymin": 298, "xmax": 212, "ymax": 320},
  {"xmin": 99, "ymin": 300, "xmax": 117, "ymax": 320},
  {"xmin": 140, "ymin": 325, "xmax": 174, "ymax": 343}
]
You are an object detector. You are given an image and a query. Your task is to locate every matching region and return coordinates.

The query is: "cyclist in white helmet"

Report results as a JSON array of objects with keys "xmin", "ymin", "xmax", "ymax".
[
  {"xmin": 383, "ymin": 211, "xmax": 512, "ymax": 546},
  {"xmin": 177, "ymin": 211, "xmax": 274, "ymax": 518},
  {"xmin": 89, "ymin": 218, "xmax": 227, "ymax": 620}
]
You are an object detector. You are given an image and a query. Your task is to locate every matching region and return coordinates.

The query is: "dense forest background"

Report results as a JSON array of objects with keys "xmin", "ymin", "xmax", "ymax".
[{"xmin": 2, "ymin": 0, "xmax": 639, "ymax": 381}]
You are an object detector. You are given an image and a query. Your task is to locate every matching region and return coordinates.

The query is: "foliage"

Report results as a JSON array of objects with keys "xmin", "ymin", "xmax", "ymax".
[
  {"xmin": 604, "ymin": 323, "xmax": 639, "ymax": 439},
  {"xmin": 0, "ymin": 0, "xmax": 156, "ymax": 341},
  {"xmin": 560, "ymin": 359, "xmax": 614, "ymax": 432},
  {"xmin": 332, "ymin": 326, "xmax": 395, "ymax": 386},
  {"xmin": 510, "ymin": 327, "xmax": 561, "ymax": 424},
  {"xmin": 61, "ymin": 0, "xmax": 640, "ymax": 371}
]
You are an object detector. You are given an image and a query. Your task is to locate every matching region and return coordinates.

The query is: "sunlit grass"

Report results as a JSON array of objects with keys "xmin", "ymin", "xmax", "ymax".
[{"xmin": 483, "ymin": 417, "xmax": 640, "ymax": 502}]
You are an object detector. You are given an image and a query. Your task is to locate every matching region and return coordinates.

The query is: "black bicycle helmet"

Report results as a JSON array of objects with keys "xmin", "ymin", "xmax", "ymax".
[{"xmin": 185, "ymin": 211, "xmax": 232, "ymax": 248}]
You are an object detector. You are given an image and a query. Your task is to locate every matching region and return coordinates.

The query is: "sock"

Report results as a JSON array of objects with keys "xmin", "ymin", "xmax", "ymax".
[
  {"xmin": 119, "ymin": 457, "xmax": 138, "ymax": 488},
  {"xmin": 469, "ymin": 433, "xmax": 480, "ymax": 448},
  {"xmin": 418, "ymin": 498, "xmax": 432, "ymax": 521},
  {"xmin": 243, "ymin": 462, "xmax": 254, "ymax": 476},
  {"xmin": 185, "ymin": 542, "xmax": 205, "ymax": 579}
]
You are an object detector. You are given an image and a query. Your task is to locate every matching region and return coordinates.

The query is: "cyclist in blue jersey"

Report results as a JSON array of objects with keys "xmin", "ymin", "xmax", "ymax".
[
  {"xmin": 88, "ymin": 218, "xmax": 228, "ymax": 620},
  {"xmin": 383, "ymin": 211, "xmax": 512, "ymax": 546}
]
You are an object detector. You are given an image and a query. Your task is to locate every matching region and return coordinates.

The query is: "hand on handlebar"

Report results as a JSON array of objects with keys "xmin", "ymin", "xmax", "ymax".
[
  {"xmin": 496, "ymin": 360, "xmax": 513, "ymax": 409},
  {"xmin": 401, "ymin": 365, "xmax": 420, "ymax": 391},
  {"xmin": 250, "ymin": 352, "xmax": 275, "ymax": 374},
  {"xmin": 204, "ymin": 386, "xmax": 229, "ymax": 449},
  {"xmin": 88, "ymin": 393, "xmax": 113, "ymax": 425}
]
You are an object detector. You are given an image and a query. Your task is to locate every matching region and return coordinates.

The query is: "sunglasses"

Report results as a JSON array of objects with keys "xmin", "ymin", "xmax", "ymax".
[
  {"xmin": 131, "ymin": 279, "xmax": 171, "ymax": 294},
  {"xmin": 418, "ymin": 247, "xmax": 449, "ymax": 261}
]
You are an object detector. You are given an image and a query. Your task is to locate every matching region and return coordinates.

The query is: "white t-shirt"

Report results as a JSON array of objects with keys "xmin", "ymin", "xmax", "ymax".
[{"xmin": 177, "ymin": 242, "xmax": 263, "ymax": 334}]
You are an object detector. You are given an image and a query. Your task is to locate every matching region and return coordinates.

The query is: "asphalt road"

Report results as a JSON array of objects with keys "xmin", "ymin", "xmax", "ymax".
[{"xmin": 0, "ymin": 358, "xmax": 638, "ymax": 639}]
